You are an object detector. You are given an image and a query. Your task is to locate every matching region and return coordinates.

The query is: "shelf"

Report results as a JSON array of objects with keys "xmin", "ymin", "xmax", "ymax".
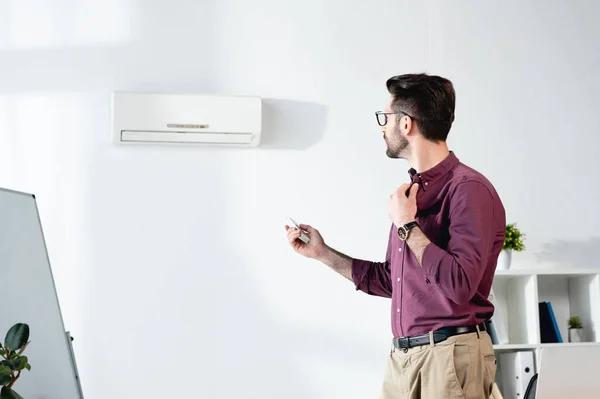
[
  {"xmin": 493, "ymin": 344, "xmax": 538, "ymax": 351},
  {"xmin": 491, "ymin": 274, "xmax": 538, "ymax": 345},
  {"xmin": 491, "ymin": 269, "xmax": 600, "ymax": 398},
  {"xmin": 491, "ymin": 270, "xmax": 600, "ymax": 346},
  {"xmin": 494, "ymin": 342, "xmax": 600, "ymax": 351},
  {"xmin": 537, "ymin": 273, "xmax": 600, "ymax": 343},
  {"xmin": 495, "ymin": 269, "xmax": 600, "ymax": 276},
  {"xmin": 539, "ymin": 342, "xmax": 600, "ymax": 348}
]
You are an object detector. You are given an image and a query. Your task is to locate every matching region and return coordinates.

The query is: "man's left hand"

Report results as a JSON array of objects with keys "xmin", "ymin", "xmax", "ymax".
[{"xmin": 388, "ymin": 183, "xmax": 419, "ymax": 227}]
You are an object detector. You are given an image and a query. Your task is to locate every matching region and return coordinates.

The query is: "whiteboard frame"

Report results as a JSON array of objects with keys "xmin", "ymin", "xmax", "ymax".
[{"xmin": 0, "ymin": 187, "xmax": 84, "ymax": 398}]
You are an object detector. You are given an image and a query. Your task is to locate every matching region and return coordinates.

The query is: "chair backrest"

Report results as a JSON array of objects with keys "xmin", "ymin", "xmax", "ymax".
[{"xmin": 523, "ymin": 373, "xmax": 538, "ymax": 399}]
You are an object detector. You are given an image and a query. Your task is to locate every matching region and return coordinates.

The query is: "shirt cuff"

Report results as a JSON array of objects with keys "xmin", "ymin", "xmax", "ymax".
[
  {"xmin": 351, "ymin": 258, "xmax": 371, "ymax": 291},
  {"xmin": 421, "ymin": 242, "xmax": 447, "ymax": 280}
]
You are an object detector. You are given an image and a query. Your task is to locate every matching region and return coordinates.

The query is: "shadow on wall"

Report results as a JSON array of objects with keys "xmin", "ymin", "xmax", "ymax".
[
  {"xmin": 535, "ymin": 237, "xmax": 600, "ymax": 268},
  {"xmin": 259, "ymin": 98, "xmax": 329, "ymax": 150}
]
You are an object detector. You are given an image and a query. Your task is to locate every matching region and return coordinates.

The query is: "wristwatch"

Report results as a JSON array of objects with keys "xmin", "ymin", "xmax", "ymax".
[{"xmin": 397, "ymin": 221, "xmax": 419, "ymax": 241}]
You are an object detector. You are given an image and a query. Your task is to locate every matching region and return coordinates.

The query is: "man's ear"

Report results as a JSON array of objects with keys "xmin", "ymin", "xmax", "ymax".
[{"xmin": 401, "ymin": 115, "xmax": 414, "ymax": 136}]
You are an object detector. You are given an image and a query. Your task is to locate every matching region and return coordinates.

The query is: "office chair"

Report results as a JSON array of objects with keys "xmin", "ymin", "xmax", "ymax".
[{"xmin": 523, "ymin": 373, "xmax": 538, "ymax": 399}]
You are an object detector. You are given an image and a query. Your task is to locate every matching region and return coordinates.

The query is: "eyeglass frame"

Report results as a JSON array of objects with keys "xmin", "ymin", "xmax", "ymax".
[{"xmin": 375, "ymin": 110, "xmax": 418, "ymax": 127}]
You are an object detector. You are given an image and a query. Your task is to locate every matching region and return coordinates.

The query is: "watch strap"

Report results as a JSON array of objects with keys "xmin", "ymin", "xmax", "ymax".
[{"xmin": 403, "ymin": 221, "xmax": 419, "ymax": 231}]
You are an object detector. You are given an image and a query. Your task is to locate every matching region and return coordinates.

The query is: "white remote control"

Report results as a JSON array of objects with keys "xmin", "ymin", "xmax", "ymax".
[{"xmin": 287, "ymin": 217, "xmax": 310, "ymax": 244}]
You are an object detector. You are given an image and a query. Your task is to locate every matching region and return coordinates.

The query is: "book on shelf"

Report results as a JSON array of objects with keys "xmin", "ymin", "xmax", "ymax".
[
  {"xmin": 538, "ymin": 301, "xmax": 562, "ymax": 343},
  {"xmin": 546, "ymin": 301, "xmax": 562, "ymax": 343}
]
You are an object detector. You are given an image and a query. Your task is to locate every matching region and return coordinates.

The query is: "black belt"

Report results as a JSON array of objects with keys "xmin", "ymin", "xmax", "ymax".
[{"xmin": 392, "ymin": 322, "xmax": 486, "ymax": 350}]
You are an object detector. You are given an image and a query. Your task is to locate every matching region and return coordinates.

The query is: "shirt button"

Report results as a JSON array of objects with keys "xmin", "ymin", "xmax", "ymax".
[
  {"xmin": 397, "ymin": 277, "xmax": 401, "ymax": 282},
  {"xmin": 424, "ymin": 181, "xmax": 429, "ymax": 186},
  {"xmin": 396, "ymin": 308, "xmax": 400, "ymax": 313},
  {"xmin": 398, "ymin": 247, "xmax": 402, "ymax": 252}
]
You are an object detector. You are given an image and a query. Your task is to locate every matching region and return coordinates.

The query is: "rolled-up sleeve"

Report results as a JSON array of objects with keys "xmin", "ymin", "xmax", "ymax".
[
  {"xmin": 421, "ymin": 181, "xmax": 496, "ymax": 305},
  {"xmin": 351, "ymin": 227, "xmax": 393, "ymax": 298}
]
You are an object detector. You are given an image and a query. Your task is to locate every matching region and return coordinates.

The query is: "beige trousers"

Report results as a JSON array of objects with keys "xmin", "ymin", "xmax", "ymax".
[{"xmin": 379, "ymin": 329, "xmax": 499, "ymax": 399}]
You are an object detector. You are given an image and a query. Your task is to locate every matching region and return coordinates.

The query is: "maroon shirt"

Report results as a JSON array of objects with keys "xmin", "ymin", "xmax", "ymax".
[{"xmin": 352, "ymin": 152, "xmax": 506, "ymax": 338}]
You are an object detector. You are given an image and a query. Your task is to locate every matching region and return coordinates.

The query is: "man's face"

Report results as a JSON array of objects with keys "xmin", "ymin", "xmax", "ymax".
[{"xmin": 382, "ymin": 98, "xmax": 409, "ymax": 159}]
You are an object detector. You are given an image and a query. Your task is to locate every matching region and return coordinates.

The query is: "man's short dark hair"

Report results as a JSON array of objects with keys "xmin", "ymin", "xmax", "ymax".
[{"xmin": 386, "ymin": 73, "xmax": 456, "ymax": 142}]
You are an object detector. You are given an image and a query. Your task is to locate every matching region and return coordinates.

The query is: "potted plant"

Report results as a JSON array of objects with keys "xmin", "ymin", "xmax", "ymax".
[
  {"xmin": 497, "ymin": 223, "xmax": 525, "ymax": 270},
  {"xmin": 0, "ymin": 323, "xmax": 31, "ymax": 399},
  {"xmin": 568, "ymin": 316, "xmax": 584, "ymax": 343}
]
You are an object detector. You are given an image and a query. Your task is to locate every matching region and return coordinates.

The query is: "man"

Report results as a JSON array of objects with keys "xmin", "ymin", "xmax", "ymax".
[{"xmin": 285, "ymin": 73, "xmax": 506, "ymax": 398}]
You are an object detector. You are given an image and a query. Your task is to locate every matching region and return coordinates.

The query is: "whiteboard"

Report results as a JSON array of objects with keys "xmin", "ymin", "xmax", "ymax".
[{"xmin": 0, "ymin": 188, "xmax": 83, "ymax": 399}]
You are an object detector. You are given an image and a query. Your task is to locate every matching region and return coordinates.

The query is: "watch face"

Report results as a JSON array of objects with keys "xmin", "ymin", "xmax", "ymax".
[{"xmin": 398, "ymin": 228, "xmax": 407, "ymax": 240}]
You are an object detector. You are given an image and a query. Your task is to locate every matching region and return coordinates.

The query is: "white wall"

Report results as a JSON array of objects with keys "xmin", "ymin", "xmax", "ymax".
[{"xmin": 1, "ymin": 0, "xmax": 600, "ymax": 398}]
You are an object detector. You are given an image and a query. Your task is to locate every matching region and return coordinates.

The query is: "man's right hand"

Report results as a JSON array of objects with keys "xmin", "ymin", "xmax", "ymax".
[
  {"xmin": 285, "ymin": 223, "xmax": 354, "ymax": 281},
  {"xmin": 285, "ymin": 224, "xmax": 327, "ymax": 260}
]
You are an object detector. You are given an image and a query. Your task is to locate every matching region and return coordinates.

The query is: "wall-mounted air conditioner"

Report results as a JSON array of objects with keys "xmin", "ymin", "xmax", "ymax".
[{"xmin": 111, "ymin": 92, "xmax": 262, "ymax": 146}]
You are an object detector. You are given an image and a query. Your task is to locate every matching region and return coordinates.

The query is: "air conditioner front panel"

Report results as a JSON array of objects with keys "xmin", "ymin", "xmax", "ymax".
[
  {"xmin": 120, "ymin": 130, "xmax": 256, "ymax": 145},
  {"xmin": 111, "ymin": 93, "xmax": 262, "ymax": 145}
]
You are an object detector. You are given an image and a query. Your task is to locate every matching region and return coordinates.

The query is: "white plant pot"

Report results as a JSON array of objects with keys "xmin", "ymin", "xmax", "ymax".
[
  {"xmin": 497, "ymin": 250, "xmax": 512, "ymax": 270},
  {"xmin": 569, "ymin": 328, "xmax": 584, "ymax": 343}
]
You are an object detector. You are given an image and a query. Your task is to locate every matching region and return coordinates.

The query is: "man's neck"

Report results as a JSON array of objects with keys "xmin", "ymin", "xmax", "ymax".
[{"xmin": 407, "ymin": 141, "xmax": 450, "ymax": 173}]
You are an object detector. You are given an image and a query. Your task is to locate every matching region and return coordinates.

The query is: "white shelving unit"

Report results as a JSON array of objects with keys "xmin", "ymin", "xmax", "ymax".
[{"xmin": 491, "ymin": 269, "xmax": 600, "ymax": 394}]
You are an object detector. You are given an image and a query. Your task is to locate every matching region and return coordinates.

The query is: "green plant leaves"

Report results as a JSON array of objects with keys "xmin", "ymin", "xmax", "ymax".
[
  {"xmin": 0, "ymin": 365, "xmax": 11, "ymax": 386},
  {"xmin": 1, "ymin": 356, "xmax": 27, "ymax": 372},
  {"xmin": 4, "ymin": 360, "xmax": 17, "ymax": 372},
  {"xmin": 0, "ymin": 386, "xmax": 24, "ymax": 399},
  {"xmin": 0, "ymin": 376, "xmax": 10, "ymax": 387},
  {"xmin": 0, "ymin": 323, "xmax": 31, "ymax": 394},
  {"xmin": 15, "ymin": 357, "xmax": 26, "ymax": 372},
  {"xmin": 4, "ymin": 325, "xmax": 28, "ymax": 352},
  {"xmin": 503, "ymin": 223, "xmax": 526, "ymax": 252},
  {"xmin": 568, "ymin": 316, "xmax": 583, "ymax": 329},
  {"xmin": 15, "ymin": 342, "xmax": 28, "ymax": 357}
]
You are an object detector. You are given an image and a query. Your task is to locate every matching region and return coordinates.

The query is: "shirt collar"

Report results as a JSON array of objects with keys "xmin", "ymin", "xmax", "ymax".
[{"xmin": 408, "ymin": 151, "xmax": 460, "ymax": 190}]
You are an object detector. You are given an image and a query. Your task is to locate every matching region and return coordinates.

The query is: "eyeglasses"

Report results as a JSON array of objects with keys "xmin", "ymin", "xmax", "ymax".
[{"xmin": 375, "ymin": 111, "xmax": 417, "ymax": 126}]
